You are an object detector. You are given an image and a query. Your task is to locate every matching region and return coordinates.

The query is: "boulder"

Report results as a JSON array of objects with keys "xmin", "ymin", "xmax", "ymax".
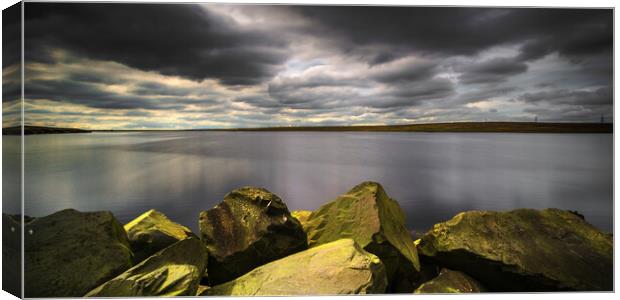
[
  {"xmin": 85, "ymin": 237, "xmax": 208, "ymax": 297},
  {"xmin": 2, "ymin": 214, "xmax": 23, "ymax": 297},
  {"xmin": 124, "ymin": 209, "xmax": 194, "ymax": 262},
  {"xmin": 303, "ymin": 181, "xmax": 420, "ymax": 292},
  {"xmin": 196, "ymin": 285, "xmax": 210, "ymax": 296},
  {"xmin": 199, "ymin": 187, "xmax": 307, "ymax": 285},
  {"xmin": 24, "ymin": 209, "xmax": 133, "ymax": 297},
  {"xmin": 418, "ymin": 208, "xmax": 613, "ymax": 291},
  {"xmin": 414, "ymin": 268, "xmax": 486, "ymax": 293},
  {"xmin": 206, "ymin": 239, "xmax": 387, "ymax": 296},
  {"xmin": 291, "ymin": 210, "xmax": 312, "ymax": 231}
]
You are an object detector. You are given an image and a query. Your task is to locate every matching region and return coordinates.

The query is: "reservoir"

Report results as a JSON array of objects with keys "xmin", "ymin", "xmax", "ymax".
[{"xmin": 4, "ymin": 131, "xmax": 613, "ymax": 233}]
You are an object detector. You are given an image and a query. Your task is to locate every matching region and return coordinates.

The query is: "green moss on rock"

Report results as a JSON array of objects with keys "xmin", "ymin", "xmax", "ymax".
[
  {"xmin": 414, "ymin": 268, "xmax": 486, "ymax": 293},
  {"xmin": 124, "ymin": 209, "xmax": 195, "ymax": 263},
  {"xmin": 418, "ymin": 208, "xmax": 613, "ymax": 291},
  {"xmin": 85, "ymin": 237, "xmax": 208, "ymax": 297},
  {"xmin": 302, "ymin": 181, "xmax": 420, "ymax": 292},
  {"xmin": 24, "ymin": 209, "xmax": 133, "ymax": 297},
  {"xmin": 206, "ymin": 239, "xmax": 387, "ymax": 296},
  {"xmin": 199, "ymin": 187, "xmax": 307, "ymax": 285}
]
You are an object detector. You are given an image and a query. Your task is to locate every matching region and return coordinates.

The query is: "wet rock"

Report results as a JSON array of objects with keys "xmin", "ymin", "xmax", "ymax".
[
  {"xmin": 206, "ymin": 239, "xmax": 387, "ymax": 296},
  {"xmin": 199, "ymin": 187, "xmax": 307, "ymax": 285},
  {"xmin": 303, "ymin": 181, "xmax": 420, "ymax": 292},
  {"xmin": 414, "ymin": 268, "xmax": 486, "ymax": 293},
  {"xmin": 85, "ymin": 238, "xmax": 208, "ymax": 297},
  {"xmin": 124, "ymin": 209, "xmax": 194, "ymax": 262},
  {"xmin": 24, "ymin": 209, "xmax": 133, "ymax": 297},
  {"xmin": 418, "ymin": 208, "xmax": 613, "ymax": 291}
]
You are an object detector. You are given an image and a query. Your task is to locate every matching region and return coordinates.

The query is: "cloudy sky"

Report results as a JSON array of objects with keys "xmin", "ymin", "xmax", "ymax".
[{"xmin": 2, "ymin": 3, "xmax": 613, "ymax": 129}]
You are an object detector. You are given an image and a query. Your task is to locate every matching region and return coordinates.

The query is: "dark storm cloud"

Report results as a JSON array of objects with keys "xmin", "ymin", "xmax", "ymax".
[
  {"xmin": 369, "ymin": 59, "xmax": 438, "ymax": 83},
  {"xmin": 25, "ymin": 78, "xmax": 218, "ymax": 110},
  {"xmin": 383, "ymin": 79, "xmax": 455, "ymax": 103},
  {"xmin": 295, "ymin": 6, "xmax": 612, "ymax": 63},
  {"xmin": 16, "ymin": 4, "xmax": 615, "ymax": 128},
  {"xmin": 24, "ymin": 3, "xmax": 289, "ymax": 85},
  {"xmin": 66, "ymin": 73, "xmax": 125, "ymax": 85},
  {"xmin": 519, "ymin": 87, "xmax": 612, "ymax": 106},
  {"xmin": 458, "ymin": 57, "xmax": 528, "ymax": 84},
  {"xmin": 2, "ymin": 77, "xmax": 20, "ymax": 103},
  {"xmin": 2, "ymin": 3, "xmax": 21, "ymax": 69},
  {"xmin": 131, "ymin": 82, "xmax": 195, "ymax": 97}
]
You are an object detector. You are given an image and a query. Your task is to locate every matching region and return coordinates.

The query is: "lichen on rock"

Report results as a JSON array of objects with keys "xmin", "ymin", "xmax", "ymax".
[
  {"xmin": 206, "ymin": 239, "xmax": 387, "ymax": 296},
  {"xmin": 24, "ymin": 209, "xmax": 133, "ymax": 297},
  {"xmin": 418, "ymin": 208, "xmax": 613, "ymax": 291},
  {"xmin": 414, "ymin": 268, "xmax": 486, "ymax": 293},
  {"xmin": 124, "ymin": 209, "xmax": 195, "ymax": 263},
  {"xmin": 85, "ymin": 237, "xmax": 208, "ymax": 297},
  {"xmin": 302, "ymin": 181, "xmax": 420, "ymax": 292}
]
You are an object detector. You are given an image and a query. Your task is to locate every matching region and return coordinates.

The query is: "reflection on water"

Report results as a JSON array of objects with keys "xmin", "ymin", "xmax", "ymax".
[{"xmin": 20, "ymin": 131, "xmax": 613, "ymax": 233}]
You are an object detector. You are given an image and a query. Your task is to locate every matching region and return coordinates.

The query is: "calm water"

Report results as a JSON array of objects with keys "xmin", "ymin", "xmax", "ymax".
[{"xmin": 3, "ymin": 132, "xmax": 614, "ymax": 233}]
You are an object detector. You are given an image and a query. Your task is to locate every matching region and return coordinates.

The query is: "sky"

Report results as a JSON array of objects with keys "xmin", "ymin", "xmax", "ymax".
[{"xmin": 2, "ymin": 3, "xmax": 614, "ymax": 129}]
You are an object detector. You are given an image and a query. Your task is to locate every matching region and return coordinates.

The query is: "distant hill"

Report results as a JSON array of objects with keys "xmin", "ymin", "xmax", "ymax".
[
  {"xmin": 2, "ymin": 125, "xmax": 92, "ymax": 135},
  {"xmin": 2, "ymin": 122, "xmax": 613, "ymax": 135},
  {"xmin": 207, "ymin": 122, "xmax": 613, "ymax": 133}
]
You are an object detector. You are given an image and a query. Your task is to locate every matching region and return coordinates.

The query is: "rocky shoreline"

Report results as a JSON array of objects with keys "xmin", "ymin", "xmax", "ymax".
[{"xmin": 3, "ymin": 181, "xmax": 613, "ymax": 296}]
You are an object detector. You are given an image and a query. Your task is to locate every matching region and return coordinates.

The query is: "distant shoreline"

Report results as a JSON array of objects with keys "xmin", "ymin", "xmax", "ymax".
[{"xmin": 2, "ymin": 122, "xmax": 613, "ymax": 135}]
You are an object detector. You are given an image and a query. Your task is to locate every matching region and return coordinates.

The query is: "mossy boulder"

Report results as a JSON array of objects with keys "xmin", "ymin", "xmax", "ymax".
[
  {"xmin": 85, "ymin": 237, "xmax": 208, "ymax": 297},
  {"xmin": 124, "ymin": 209, "xmax": 194, "ymax": 263},
  {"xmin": 418, "ymin": 208, "xmax": 613, "ymax": 291},
  {"xmin": 302, "ymin": 181, "xmax": 420, "ymax": 292},
  {"xmin": 206, "ymin": 239, "xmax": 387, "ymax": 296},
  {"xmin": 199, "ymin": 187, "xmax": 307, "ymax": 285},
  {"xmin": 414, "ymin": 268, "xmax": 486, "ymax": 293},
  {"xmin": 24, "ymin": 209, "xmax": 133, "ymax": 297}
]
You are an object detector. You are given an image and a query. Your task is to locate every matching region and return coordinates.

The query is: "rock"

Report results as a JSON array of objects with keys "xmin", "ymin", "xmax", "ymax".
[
  {"xmin": 2, "ymin": 214, "xmax": 22, "ymax": 297},
  {"xmin": 24, "ymin": 209, "xmax": 133, "ymax": 297},
  {"xmin": 196, "ymin": 285, "xmax": 210, "ymax": 296},
  {"xmin": 124, "ymin": 209, "xmax": 195, "ymax": 263},
  {"xmin": 303, "ymin": 181, "xmax": 420, "ymax": 292},
  {"xmin": 418, "ymin": 208, "xmax": 613, "ymax": 291},
  {"xmin": 414, "ymin": 268, "xmax": 486, "ymax": 293},
  {"xmin": 291, "ymin": 210, "xmax": 312, "ymax": 231},
  {"xmin": 85, "ymin": 237, "xmax": 208, "ymax": 297},
  {"xmin": 206, "ymin": 239, "xmax": 387, "ymax": 296},
  {"xmin": 199, "ymin": 187, "xmax": 307, "ymax": 285}
]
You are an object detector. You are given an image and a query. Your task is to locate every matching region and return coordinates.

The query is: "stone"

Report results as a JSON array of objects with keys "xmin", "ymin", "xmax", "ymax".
[
  {"xmin": 199, "ymin": 186, "xmax": 307, "ymax": 285},
  {"xmin": 2, "ymin": 214, "xmax": 23, "ymax": 297},
  {"xmin": 24, "ymin": 209, "xmax": 133, "ymax": 297},
  {"xmin": 291, "ymin": 210, "xmax": 312, "ymax": 231},
  {"xmin": 414, "ymin": 268, "xmax": 486, "ymax": 293},
  {"xmin": 302, "ymin": 181, "xmax": 420, "ymax": 292},
  {"xmin": 206, "ymin": 239, "xmax": 387, "ymax": 296},
  {"xmin": 418, "ymin": 208, "xmax": 613, "ymax": 291},
  {"xmin": 196, "ymin": 285, "xmax": 210, "ymax": 296},
  {"xmin": 85, "ymin": 237, "xmax": 208, "ymax": 297},
  {"xmin": 124, "ymin": 209, "xmax": 194, "ymax": 262}
]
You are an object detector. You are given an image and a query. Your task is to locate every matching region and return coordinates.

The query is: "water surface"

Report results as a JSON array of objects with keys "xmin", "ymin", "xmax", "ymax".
[{"xmin": 11, "ymin": 131, "xmax": 613, "ymax": 233}]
